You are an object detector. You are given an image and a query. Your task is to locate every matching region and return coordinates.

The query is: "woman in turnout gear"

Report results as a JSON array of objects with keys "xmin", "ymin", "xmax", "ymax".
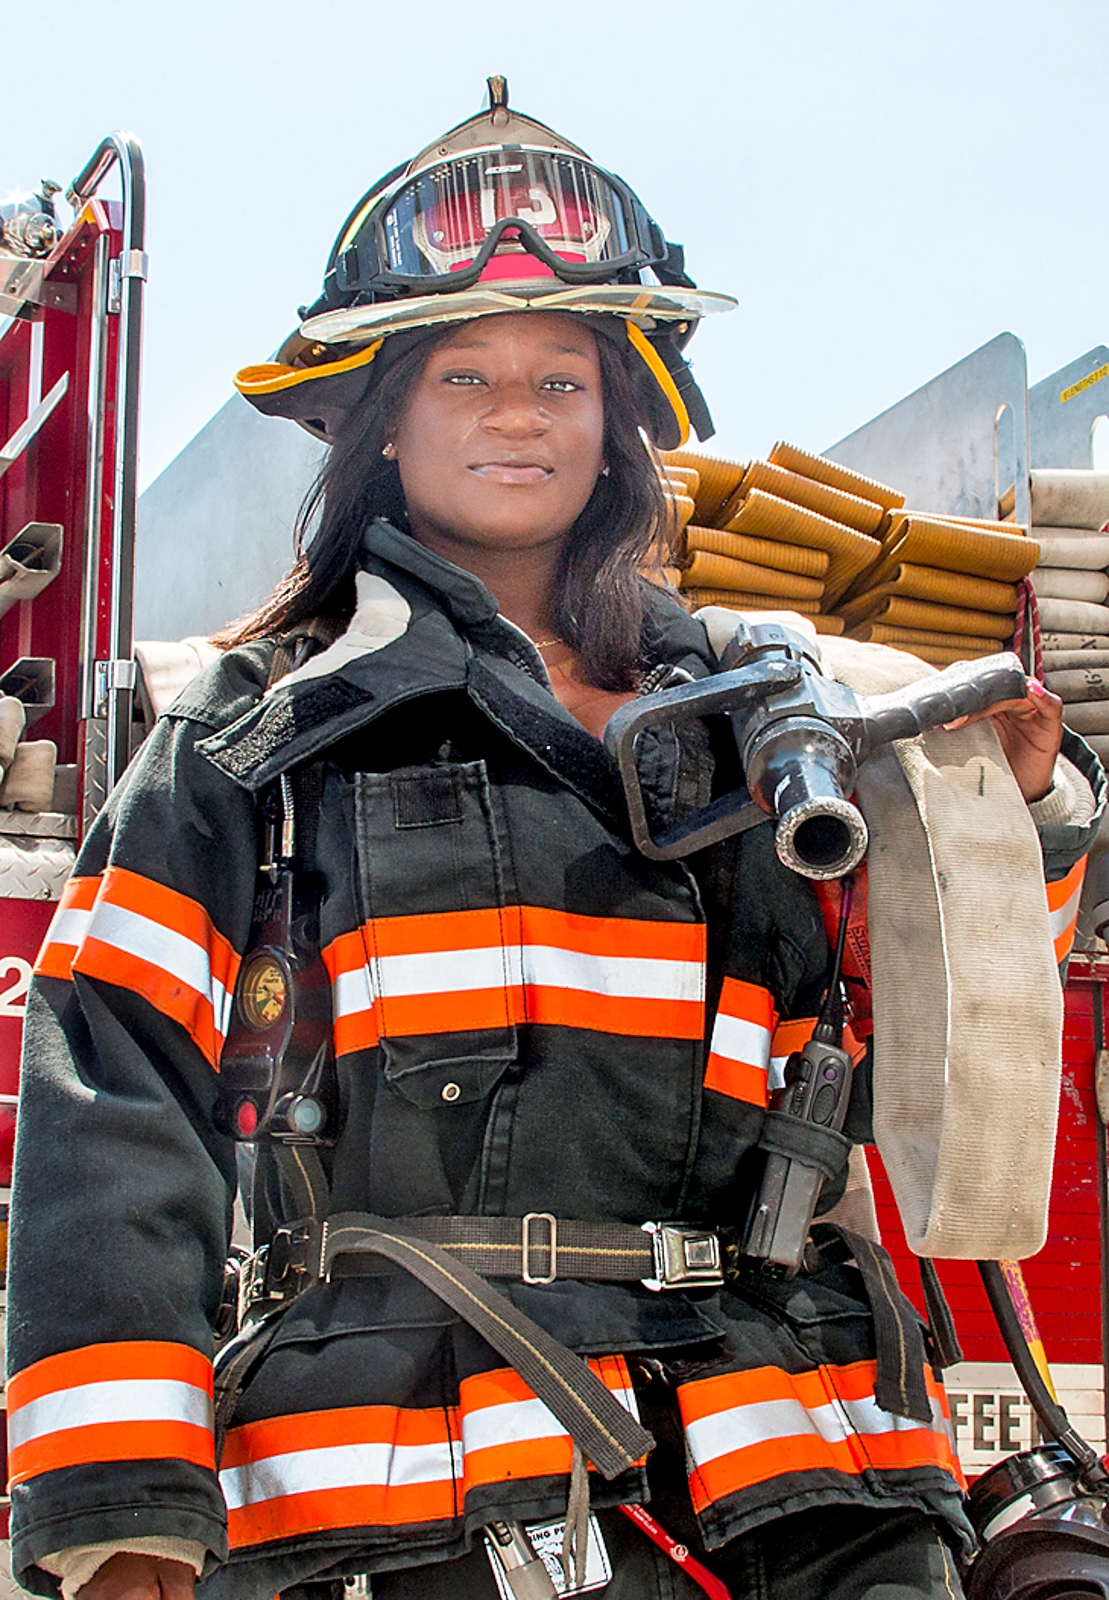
[{"xmin": 6, "ymin": 81, "xmax": 1100, "ymax": 1600}]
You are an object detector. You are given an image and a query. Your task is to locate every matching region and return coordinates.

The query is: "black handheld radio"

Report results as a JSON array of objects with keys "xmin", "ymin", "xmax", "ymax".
[{"xmin": 216, "ymin": 774, "xmax": 336, "ymax": 1144}]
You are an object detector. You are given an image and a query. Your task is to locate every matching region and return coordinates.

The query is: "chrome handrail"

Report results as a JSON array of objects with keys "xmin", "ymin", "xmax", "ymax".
[{"xmin": 68, "ymin": 133, "xmax": 146, "ymax": 807}]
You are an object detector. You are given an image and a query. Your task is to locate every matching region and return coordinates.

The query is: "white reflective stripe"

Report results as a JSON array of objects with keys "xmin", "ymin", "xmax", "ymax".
[
  {"xmin": 84, "ymin": 902, "xmax": 232, "ymax": 1032},
  {"xmin": 462, "ymin": 1394, "xmax": 566, "ymax": 1454},
  {"xmin": 462, "ymin": 1379, "xmax": 637, "ymax": 1459},
  {"xmin": 685, "ymin": 1388, "xmax": 945, "ymax": 1471},
  {"xmin": 686, "ymin": 1396, "xmax": 832, "ymax": 1466},
  {"xmin": 8, "ymin": 1378, "xmax": 213, "ymax": 1450},
  {"xmin": 378, "ymin": 946, "xmax": 516, "ymax": 998},
  {"xmin": 1049, "ymin": 880, "xmax": 1082, "ymax": 941},
  {"xmin": 43, "ymin": 905, "xmax": 91, "ymax": 949},
  {"xmin": 375, "ymin": 944, "xmax": 702, "ymax": 1004},
  {"xmin": 838, "ymin": 1392, "xmax": 948, "ymax": 1437},
  {"xmin": 220, "ymin": 1437, "xmax": 463, "ymax": 1510},
  {"xmin": 332, "ymin": 964, "xmax": 377, "ymax": 1018},
  {"xmin": 709, "ymin": 1012, "xmax": 771, "ymax": 1070}
]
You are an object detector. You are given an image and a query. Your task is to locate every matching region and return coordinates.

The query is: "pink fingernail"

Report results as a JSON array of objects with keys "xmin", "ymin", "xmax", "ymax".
[{"xmin": 1028, "ymin": 679, "xmax": 1046, "ymax": 697}]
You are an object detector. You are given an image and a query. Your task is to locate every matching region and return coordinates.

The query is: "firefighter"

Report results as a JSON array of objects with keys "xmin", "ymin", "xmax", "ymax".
[{"xmin": 6, "ymin": 83, "xmax": 1101, "ymax": 1600}]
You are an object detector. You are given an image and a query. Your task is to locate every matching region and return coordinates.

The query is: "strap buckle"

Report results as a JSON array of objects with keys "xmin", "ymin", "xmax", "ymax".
[
  {"xmin": 240, "ymin": 1219, "xmax": 326, "ymax": 1319},
  {"xmin": 521, "ymin": 1212, "xmax": 558, "ymax": 1284},
  {"xmin": 641, "ymin": 1223, "xmax": 724, "ymax": 1291}
]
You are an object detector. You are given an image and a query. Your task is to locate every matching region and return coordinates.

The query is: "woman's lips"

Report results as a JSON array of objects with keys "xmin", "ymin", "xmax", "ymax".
[{"xmin": 469, "ymin": 461, "xmax": 553, "ymax": 486}]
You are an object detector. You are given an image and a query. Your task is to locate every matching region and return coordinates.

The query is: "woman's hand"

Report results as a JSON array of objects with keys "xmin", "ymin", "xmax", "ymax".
[
  {"xmin": 76, "ymin": 1553, "xmax": 196, "ymax": 1600},
  {"xmin": 945, "ymin": 677, "xmax": 1064, "ymax": 803}
]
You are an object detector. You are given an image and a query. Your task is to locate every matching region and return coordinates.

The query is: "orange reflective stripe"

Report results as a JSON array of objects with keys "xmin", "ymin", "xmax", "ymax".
[
  {"xmin": 679, "ymin": 1359, "xmax": 962, "ymax": 1515},
  {"xmin": 324, "ymin": 907, "xmax": 706, "ymax": 1055},
  {"xmin": 1047, "ymin": 857, "xmax": 1086, "ymax": 964},
  {"xmin": 704, "ymin": 978, "xmax": 777, "ymax": 1107},
  {"xmin": 33, "ymin": 874, "xmax": 101, "ymax": 980},
  {"xmin": 62, "ymin": 866, "xmax": 240, "ymax": 1067},
  {"xmin": 7, "ymin": 1341, "xmax": 214, "ymax": 1488},
  {"xmin": 9, "ymin": 1420, "xmax": 214, "ymax": 1485},
  {"xmin": 323, "ymin": 927, "xmax": 380, "ymax": 1054},
  {"xmin": 221, "ymin": 1357, "xmax": 637, "ymax": 1549},
  {"xmin": 769, "ymin": 1017, "xmax": 818, "ymax": 1091}
]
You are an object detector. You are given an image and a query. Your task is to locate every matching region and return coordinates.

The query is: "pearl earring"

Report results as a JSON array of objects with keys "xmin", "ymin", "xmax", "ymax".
[
  {"xmin": 382, "ymin": 442, "xmax": 396, "ymax": 459},
  {"xmin": 600, "ymin": 465, "xmax": 611, "ymax": 477}
]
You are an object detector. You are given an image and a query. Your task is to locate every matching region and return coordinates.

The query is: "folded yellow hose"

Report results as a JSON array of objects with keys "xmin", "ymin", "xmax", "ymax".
[
  {"xmin": 681, "ymin": 587, "xmax": 823, "ymax": 614},
  {"xmin": 856, "ymin": 515, "xmax": 1039, "ymax": 591},
  {"xmin": 682, "ymin": 550, "xmax": 825, "ymax": 600},
  {"xmin": 838, "ymin": 594, "xmax": 1015, "ymax": 639},
  {"xmin": 684, "ymin": 526, "xmax": 829, "ymax": 577},
  {"xmin": 768, "ymin": 441, "xmax": 905, "ymax": 512},
  {"xmin": 660, "ymin": 450, "xmax": 745, "ymax": 525},
  {"xmin": 812, "ymin": 614, "xmax": 845, "ymax": 635},
  {"xmin": 859, "ymin": 562, "xmax": 1018, "ymax": 615},
  {"xmin": 901, "ymin": 643, "xmax": 997, "ymax": 666},
  {"xmin": 734, "ymin": 460, "xmax": 888, "ymax": 538},
  {"xmin": 642, "ymin": 565, "xmax": 683, "ymax": 590},
  {"xmin": 664, "ymin": 492, "xmax": 696, "ymax": 539},
  {"xmin": 661, "ymin": 465, "xmax": 701, "ymax": 498},
  {"xmin": 911, "ymin": 509, "xmax": 1030, "ymax": 534},
  {"xmin": 848, "ymin": 622, "xmax": 1005, "ymax": 653},
  {"xmin": 722, "ymin": 489, "xmax": 881, "ymax": 604}
]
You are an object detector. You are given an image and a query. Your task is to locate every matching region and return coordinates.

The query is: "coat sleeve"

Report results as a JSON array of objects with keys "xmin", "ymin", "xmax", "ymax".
[{"xmin": 6, "ymin": 673, "xmax": 264, "ymax": 1594}]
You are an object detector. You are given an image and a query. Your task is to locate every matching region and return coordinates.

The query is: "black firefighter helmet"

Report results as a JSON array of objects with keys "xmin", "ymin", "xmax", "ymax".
[{"xmin": 235, "ymin": 77, "xmax": 735, "ymax": 450}]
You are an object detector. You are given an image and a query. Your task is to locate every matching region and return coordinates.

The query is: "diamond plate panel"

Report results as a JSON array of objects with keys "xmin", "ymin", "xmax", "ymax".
[
  {"xmin": 0, "ymin": 810, "xmax": 76, "ymax": 840},
  {"xmin": 0, "ymin": 836, "xmax": 75, "ymax": 901}
]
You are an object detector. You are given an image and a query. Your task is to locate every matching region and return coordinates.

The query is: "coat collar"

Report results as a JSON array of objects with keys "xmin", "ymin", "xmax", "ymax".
[{"xmin": 197, "ymin": 518, "xmax": 715, "ymax": 802}]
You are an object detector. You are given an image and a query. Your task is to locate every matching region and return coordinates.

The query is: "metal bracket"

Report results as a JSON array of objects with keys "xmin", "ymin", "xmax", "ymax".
[
  {"xmin": 93, "ymin": 657, "xmax": 136, "ymax": 716},
  {"xmin": 107, "ymin": 248, "xmax": 148, "ymax": 314}
]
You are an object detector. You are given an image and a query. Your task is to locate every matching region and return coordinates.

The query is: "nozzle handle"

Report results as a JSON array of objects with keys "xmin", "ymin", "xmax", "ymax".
[{"xmin": 860, "ymin": 652, "xmax": 1027, "ymax": 751}]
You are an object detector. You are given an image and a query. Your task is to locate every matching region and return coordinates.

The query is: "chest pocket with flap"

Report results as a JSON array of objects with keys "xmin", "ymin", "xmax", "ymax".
[{"xmin": 354, "ymin": 759, "xmax": 518, "ymax": 1107}]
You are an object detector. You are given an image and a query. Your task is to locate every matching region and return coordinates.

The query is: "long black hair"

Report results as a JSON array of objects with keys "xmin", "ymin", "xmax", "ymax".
[{"xmin": 215, "ymin": 315, "xmax": 669, "ymax": 689}]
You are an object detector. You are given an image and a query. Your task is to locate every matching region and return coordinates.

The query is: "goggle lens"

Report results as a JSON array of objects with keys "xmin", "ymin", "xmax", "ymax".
[{"xmin": 379, "ymin": 152, "xmax": 637, "ymax": 280}]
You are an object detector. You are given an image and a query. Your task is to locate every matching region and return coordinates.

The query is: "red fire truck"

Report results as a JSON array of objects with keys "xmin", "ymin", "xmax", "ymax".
[{"xmin": 2, "ymin": 128, "xmax": 1108, "ymax": 1569}]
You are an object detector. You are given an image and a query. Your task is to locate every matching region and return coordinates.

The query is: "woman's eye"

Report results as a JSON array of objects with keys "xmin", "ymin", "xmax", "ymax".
[
  {"xmin": 443, "ymin": 372, "xmax": 485, "ymax": 387},
  {"xmin": 542, "ymin": 379, "xmax": 583, "ymax": 393}
]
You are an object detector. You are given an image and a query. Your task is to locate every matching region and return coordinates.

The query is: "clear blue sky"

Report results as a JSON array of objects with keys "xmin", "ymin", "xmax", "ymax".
[{"xmin": 5, "ymin": 0, "xmax": 1107, "ymax": 487}]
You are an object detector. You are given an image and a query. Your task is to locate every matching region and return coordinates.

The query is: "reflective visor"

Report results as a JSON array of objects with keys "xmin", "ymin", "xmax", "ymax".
[{"xmin": 376, "ymin": 151, "xmax": 641, "ymax": 284}]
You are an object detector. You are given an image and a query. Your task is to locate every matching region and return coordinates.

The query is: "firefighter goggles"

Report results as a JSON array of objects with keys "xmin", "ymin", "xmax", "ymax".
[{"xmin": 333, "ymin": 149, "xmax": 670, "ymax": 296}]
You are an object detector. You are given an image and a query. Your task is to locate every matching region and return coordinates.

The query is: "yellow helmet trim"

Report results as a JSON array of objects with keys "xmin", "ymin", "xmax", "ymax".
[
  {"xmin": 623, "ymin": 322, "xmax": 690, "ymax": 449},
  {"xmin": 235, "ymin": 338, "xmax": 385, "ymax": 398}
]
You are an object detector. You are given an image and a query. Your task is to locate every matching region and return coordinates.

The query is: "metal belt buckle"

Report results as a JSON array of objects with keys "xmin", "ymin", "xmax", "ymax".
[
  {"xmin": 521, "ymin": 1211, "xmax": 558, "ymax": 1284},
  {"xmin": 261, "ymin": 1218, "xmax": 325, "ymax": 1298},
  {"xmin": 641, "ymin": 1222, "xmax": 724, "ymax": 1291}
]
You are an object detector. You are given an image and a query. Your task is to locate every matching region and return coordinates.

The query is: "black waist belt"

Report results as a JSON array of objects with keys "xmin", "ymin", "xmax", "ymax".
[
  {"xmin": 244, "ymin": 1213, "xmax": 726, "ymax": 1312},
  {"xmin": 223, "ymin": 1210, "xmax": 665, "ymax": 1481}
]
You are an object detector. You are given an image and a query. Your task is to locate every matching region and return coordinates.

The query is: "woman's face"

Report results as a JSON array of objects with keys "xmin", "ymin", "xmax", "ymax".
[{"xmin": 390, "ymin": 312, "xmax": 606, "ymax": 563}]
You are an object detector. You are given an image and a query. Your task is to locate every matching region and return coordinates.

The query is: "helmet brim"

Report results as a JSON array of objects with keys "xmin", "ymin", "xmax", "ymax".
[
  {"xmin": 234, "ymin": 289, "xmax": 733, "ymax": 449},
  {"xmin": 298, "ymin": 281, "xmax": 735, "ymax": 347}
]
